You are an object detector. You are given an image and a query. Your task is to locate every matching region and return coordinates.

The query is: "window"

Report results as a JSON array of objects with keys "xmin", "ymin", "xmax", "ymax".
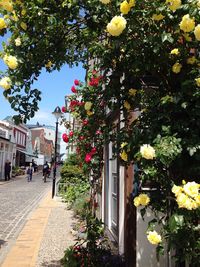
[{"xmin": 110, "ymin": 143, "xmax": 118, "ymax": 234}]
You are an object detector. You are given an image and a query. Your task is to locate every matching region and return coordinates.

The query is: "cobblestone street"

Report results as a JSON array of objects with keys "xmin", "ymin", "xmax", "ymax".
[{"xmin": 0, "ymin": 173, "xmax": 51, "ymax": 264}]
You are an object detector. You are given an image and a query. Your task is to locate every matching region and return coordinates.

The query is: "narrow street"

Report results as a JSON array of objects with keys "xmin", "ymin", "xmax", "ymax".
[{"xmin": 0, "ymin": 173, "xmax": 51, "ymax": 264}]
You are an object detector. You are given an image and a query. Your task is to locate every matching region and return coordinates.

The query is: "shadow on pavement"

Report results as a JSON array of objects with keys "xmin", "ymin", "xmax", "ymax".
[{"xmin": 40, "ymin": 260, "xmax": 61, "ymax": 267}]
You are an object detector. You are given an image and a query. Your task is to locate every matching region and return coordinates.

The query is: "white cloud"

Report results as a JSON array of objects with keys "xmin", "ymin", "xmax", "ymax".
[{"xmin": 29, "ymin": 110, "xmax": 55, "ymax": 125}]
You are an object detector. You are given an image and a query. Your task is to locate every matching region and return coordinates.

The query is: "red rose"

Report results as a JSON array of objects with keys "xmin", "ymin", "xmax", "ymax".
[
  {"xmin": 62, "ymin": 133, "xmax": 69, "ymax": 143},
  {"xmin": 62, "ymin": 106, "xmax": 67, "ymax": 113},
  {"xmin": 91, "ymin": 147, "xmax": 97, "ymax": 155},
  {"xmin": 69, "ymin": 131, "xmax": 74, "ymax": 137},
  {"xmin": 71, "ymin": 85, "xmax": 77, "ymax": 93},
  {"xmin": 74, "ymin": 79, "xmax": 79, "ymax": 86},
  {"xmin": 85, "ymin": 153, "xmax": 92, "ymax": 163},
  {"xmin": 79, "ymin": 136, "xmax": 84, "ymax": 141},
  {"xmin": 82, "ymin": 119, "xmax": 88, "ymax": 126},
  {"xmin": 89, "ymin": 77, "xmax": 99, "ymax": 87}
]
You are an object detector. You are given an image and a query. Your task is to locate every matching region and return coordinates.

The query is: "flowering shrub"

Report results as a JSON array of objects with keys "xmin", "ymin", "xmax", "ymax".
[{"xmin": 0, "ymin": 0, "xmax": 200, "ymax": 265}]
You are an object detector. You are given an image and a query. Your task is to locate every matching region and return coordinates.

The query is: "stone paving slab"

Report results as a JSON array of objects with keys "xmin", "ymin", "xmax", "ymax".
[
  {"xmin": 36, "ymin": 197, "xmax": 76, "ymax": 267},
  {"xmin": 1, "ymin": 191, "xmax": 55, "ymax": 267}
]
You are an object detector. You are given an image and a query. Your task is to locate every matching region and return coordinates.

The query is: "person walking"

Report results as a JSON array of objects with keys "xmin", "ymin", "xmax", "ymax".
[
  {"xmin": 27, "ymin": 163, "xmax": 33, "ymax": 182},
  {"xmin": 4, "ymin": 160, "xmax": 11, "ymax": 181},
  {"xmin": 43, "ymin": 161, "xmax": 49, "ymax": 183}
]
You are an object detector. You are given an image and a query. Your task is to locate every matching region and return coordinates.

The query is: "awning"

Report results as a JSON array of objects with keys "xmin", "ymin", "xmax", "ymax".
[{"xmin": 16, "ymin": 148, "xmax": 37, "ymax": 157}]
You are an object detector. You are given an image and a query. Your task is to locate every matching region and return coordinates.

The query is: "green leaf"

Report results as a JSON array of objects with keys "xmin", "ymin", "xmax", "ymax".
[{"xmin": 169, "ymin": 214, "xmax": 184, "ymax": 233}]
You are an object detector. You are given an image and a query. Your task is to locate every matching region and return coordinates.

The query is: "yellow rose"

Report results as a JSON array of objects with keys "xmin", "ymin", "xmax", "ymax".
[
  {"xmin": 172, "ymin": 62, "xmax": 182, "ymax": 73},
  {"xmin": 170, "ymin": 48, "xmax": 179, "ymax": 55},
  {"xmin": 187, "ymin": 56, "xmax": 196, "ymax": 65},
  {"xmin": 0, "ymin": 76, "xmax": 12, "ymax": 90},
  {"xmin": 128, "ymin": 0, "xmax": 135, "ymax": 7},
  {"xmin": 138, "ymin": 194, "xmax": 150, "ymax": 206},
  {"xmin": 0, "ymin": 0, "xmax": 13, "ymax": 12},
  {"xmin": 195, "ymin": 77, "xmax": 200, "ymax": 87},
  {"xmin": 0, "ymin": 18, "xmax": 7, "ymax": 30},
  {"xmin": 133, "ymin": 196, "xmax": 140, "ymax": 207},
  {"xmin": 45, "ymin": 61, "xmax": 53, "ymax": 68},
  {"xmin": 124, "ymin": 101, "xmax": 131, "ymax": 110},
  {"xmin": 121, "ymin": 142, "xmax": 128, "ymax": 148},
  {"xmin": 129, "ymin": 89, "xmax": 137, "ymax": 96},
  {"xmin": 87, "ymin": 110, "xmax": 93, "ymax": 116},
  {"xmin": 152, "ymin": 14, "xmax": 165, "ymax": 21},
  {"xmin": 166, "ymin": 0, "xmax": 181, "ymax": 12},
  {"xmin": 15, "ymin": 37, "xmax": 21, "ymax": 46},
  {"xmin": 179, "ymin": 14, "xmax": 195, "ymax": 33},
  {"xmin": 190, "ymin": 200, "xmax": 198, "ymax": 210},
  {"xmin": 176, "ymin": 193, "xmax": 191, "ymax": 209},
  {"xmin": 147, "ymin": 231, "xmax": 162, "ymax": 245},
  {"xmin": 183, "ymin": 181, "xmax": 199, "ymax": 198},
  {"xmin": 107, "ymin": 16, "xmax": 127, "ymax": 36},
  {"xmin": 120, "ymin": 150, "xmax": 128, "ymax": 161},
  {"xmin": 120, "ymin": 1, "xmax": 131, "ymax": 15},
  {"xmin": 197, "ymin": 0, "xmax": 200, "ymax": 8},
  {"xmin": 195, "ymin": 195, "xmax": 200, "ymax": 206},
  {"xmin": 99, "ymin": 0, "xmax": 111, "ymax": 3},
  {"xmin": 194, "ymin": 24, "xmax": 200, "ymax": 41},
  {"xmin": 140, "ymin": 144, "xmax": 156, "ymax": 160},
  {"xmin": 3, "ymin": 55, "xmax": 18, "ymax": 70},
  {"xmin": 172, "ymin": 184, "xmax": 183, "ymax": 196},
  {"xmin": 84, "ymin": 101, "xmax": 92, "ymax": 111},
  {"xmin": 20, "ymin": 22, "xmax": 27, "ymax": 31}
]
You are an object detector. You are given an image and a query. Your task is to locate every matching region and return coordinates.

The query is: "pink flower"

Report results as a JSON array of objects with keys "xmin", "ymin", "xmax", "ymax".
[
  {"xmin": 69, "ymin": 131, "xmax": 73, "ymax": 137},
  {"xmin": 74, "ymin": 79, "xmax": 79, "ymax": 86},
  {"xmin": 85, "ymin": 153, "xmax": 92, "ymax": 163},
  {"xmin": 79, "ymin": 136, "xmax": 84, "ymax": 141},
  {"xmin": 92, "ymin": 70, "xmax": 97, "ymax": 74},
  {"xmin": 96, "ymin": 130, "xmax": 102, "ymax": 135},
  {"xmin": 62, "ymin": 106, "xmax": 67, "ymax": 113},
  {"xmin": 71, "ymin": 85, "xmax": 77, "ymax": 93}
]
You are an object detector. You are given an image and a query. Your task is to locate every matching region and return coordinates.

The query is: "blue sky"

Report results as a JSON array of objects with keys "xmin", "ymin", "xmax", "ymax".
[
  {"xmin": 0, "ymin": 34, "xmax": 86, "ymax": 125},
  {"xmin": 0, "ymin": 35, "xmax": 86, "ymax": 154},
  {"xmin": 0, "ymin": 62, "xmax": 86, "ymax": 125}
]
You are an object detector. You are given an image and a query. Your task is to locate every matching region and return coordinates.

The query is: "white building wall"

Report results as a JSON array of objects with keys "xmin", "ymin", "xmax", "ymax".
[
  {"xmin": 0, "ymin": 120, "xmax": 16, "ymax": 180},
  {"xmin": 136, "ymin": 208, "xmax": 168, "ymax": 267},
  {"xmin": 118, "ymin": 165, "xmax": 125, "ymax": 254}
]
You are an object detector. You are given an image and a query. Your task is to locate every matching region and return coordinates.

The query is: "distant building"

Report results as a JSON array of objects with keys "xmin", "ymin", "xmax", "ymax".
[
  {"xmin": 3, "ymin": 117, "xmax": 35, "ymax": 167},
  {"xmin": 27, "ymin": 123, "xmax": 61, "ymax": 165},
  {"xmin": 0, "ymin": 120, "xmax": 16, "ymax": 180}
]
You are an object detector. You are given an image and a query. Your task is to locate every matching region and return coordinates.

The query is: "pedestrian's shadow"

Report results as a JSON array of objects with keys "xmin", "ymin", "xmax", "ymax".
[
  {"xmin": 0, "ymin": 239, "xmax": 6, "ymax": 248},
  {"xmin": 40, "ymin": 260, "xmax": 61, "ymax": 266}
]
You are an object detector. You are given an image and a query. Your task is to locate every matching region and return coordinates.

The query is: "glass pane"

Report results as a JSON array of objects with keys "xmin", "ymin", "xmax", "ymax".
[
  {"xmin": 112, "ymin": 174, "xmax": 117, "ymax": 194},
  {"xmin": 111, "ymin": 196, "xmax": 117, "ymax": 226}
]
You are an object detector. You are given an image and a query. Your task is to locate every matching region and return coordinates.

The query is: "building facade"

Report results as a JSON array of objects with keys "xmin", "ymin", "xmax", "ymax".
[
  {"xmin": 27, "ymin": 124, "xmax": 61, "ymax": 165},
  {"xmin": 0, "ymin": 120, "xmax": 16, "ymax": 180}
]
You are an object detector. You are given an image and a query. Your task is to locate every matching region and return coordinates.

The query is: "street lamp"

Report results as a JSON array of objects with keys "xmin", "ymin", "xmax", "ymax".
[{"xmin": 52, "ymin": 106, "xmax": 62, "ymax": 198}]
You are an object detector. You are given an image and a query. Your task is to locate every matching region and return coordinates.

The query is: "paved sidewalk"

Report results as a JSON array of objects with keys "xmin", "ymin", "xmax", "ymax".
[
  {"xmin": 1, "ymin": 190, "xmax": 76, "ymax": 267},
  {"xmin": 0, "ymin": 171, "xmax": 42, "ymax": 186}
]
